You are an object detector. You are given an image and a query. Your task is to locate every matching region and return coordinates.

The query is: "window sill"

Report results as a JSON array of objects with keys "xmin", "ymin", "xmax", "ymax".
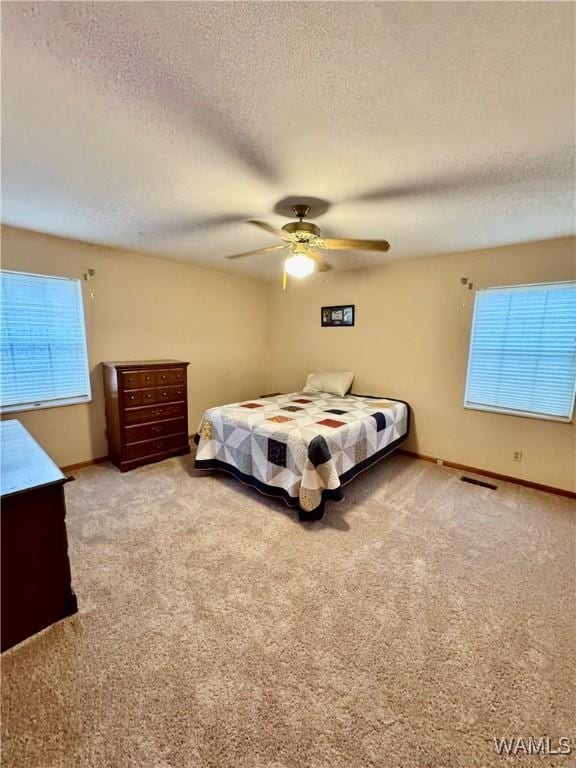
[
  {"xmin": 1, "ymin": 397, "xmax": 93, "ymax": 414},
  {"xmin": 464, "ymin": 403, "xmax": 573, "ymax": 423}
]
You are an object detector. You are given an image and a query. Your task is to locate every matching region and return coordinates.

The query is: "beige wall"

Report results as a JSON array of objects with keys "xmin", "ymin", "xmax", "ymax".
[
  {"xmin": 2, "ymin": 227, "xmax": 575, "ymax": 491},
  {"xmin": 0, "ymin": 226, "xmax": 269, "ymax": 467},
  {"xmin": 265, "ymin": 237, "xmax": 576, "ymax": 492}
]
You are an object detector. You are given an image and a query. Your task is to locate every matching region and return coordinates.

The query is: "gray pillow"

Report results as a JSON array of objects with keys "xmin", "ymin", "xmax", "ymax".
[{"xmin": 303, "ymin": 371, "xmax": 355, "ymax": 397}]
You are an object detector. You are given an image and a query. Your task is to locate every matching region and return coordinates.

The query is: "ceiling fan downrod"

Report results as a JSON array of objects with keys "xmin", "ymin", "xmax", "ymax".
[{"xmin": 291, "ymin": 204, "xmax": 310, "ymax": 222}]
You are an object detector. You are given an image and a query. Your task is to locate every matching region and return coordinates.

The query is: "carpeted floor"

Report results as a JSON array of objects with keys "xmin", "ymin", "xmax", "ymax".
[{"xmin": 1, "ymin": 451, "xmax": 574, "ymax": 768}]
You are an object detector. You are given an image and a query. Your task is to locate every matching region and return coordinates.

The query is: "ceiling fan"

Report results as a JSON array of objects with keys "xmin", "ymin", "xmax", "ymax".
[{"xmin": 225, "ymin": 204, "xmax": 390, "ymax": 289}]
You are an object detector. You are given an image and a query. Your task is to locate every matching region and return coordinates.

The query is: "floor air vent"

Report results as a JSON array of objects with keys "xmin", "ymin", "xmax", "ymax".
[{"xmin": 460, "ymin": 476, "xmax": 497, "ymax": 490}]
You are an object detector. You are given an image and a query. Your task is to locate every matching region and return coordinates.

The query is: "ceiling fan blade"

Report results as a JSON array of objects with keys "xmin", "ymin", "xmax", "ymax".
[
  {"xmin": 343, "ymin": 150, "xmax": 573, "ymax": 205},
  {"xmin": 225, "ymin": 244, "xmax": 288, "ymax": 260},
  {"xmin": 145, "ymin": 213, "xmax": 250, "ymax": 238},
  {"xmin": 345, "ymin": 184, "xmax": 433, "ymax": 204},
  {"xmin": 323, "ymin": 238, "xmax": 390, "ymax": 252},
  {"xmin": 304, "ymin": 251, "xmax": 333, "ymax": 272},
  {"xmin": 248, "ymin": 220, "xmax": 294, "ymax": 242}
]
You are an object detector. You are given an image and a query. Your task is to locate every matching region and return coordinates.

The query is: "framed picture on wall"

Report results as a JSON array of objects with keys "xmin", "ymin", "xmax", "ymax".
[{"xmin": 321, "ymin": 305, "xmax": 355, "ymax": 327}]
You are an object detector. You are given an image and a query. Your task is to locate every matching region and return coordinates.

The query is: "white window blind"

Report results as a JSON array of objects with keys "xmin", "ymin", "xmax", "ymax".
[
  {"xmin": 464, "ymin": 281, "xmax": 576, "ymax": 422},
  {"xmin": 1, "ymin": 270, "xmax": 91, "ymax": 412}
]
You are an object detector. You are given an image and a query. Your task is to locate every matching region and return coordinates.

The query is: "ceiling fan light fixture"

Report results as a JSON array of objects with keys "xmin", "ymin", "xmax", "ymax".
[{"xmin": 284, "ymin": 253, "xmax": 315, "ymax": 278}]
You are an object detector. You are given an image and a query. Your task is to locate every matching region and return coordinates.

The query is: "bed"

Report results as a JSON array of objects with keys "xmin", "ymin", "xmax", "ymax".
[{"xmin": 194, "ymin": 391, "xmax": 410, "ymax": 520}]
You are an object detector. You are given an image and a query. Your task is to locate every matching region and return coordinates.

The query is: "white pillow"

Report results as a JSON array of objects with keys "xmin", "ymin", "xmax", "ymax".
[{"xmin": 303, "ymin": 371, "xmax": 355, "ymax": 398}]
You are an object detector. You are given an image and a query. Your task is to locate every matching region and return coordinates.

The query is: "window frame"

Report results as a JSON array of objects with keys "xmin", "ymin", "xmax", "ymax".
[
  {"xmin": 463, "ymin": 281, "xmax": 576, "ymax": 424},
  {"xmin": 0, "ymin": 269, "xmax": 92, "ymax": 414}
]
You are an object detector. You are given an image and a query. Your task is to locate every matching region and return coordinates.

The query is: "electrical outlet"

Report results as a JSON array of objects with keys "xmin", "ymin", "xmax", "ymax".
[
  {"xmin": 513, "ymin": 450, "xmax": 523, "ymax": 462},
  {"xmin": 436, "ymin": 458, "xmax": 444, "ymax": 466}
]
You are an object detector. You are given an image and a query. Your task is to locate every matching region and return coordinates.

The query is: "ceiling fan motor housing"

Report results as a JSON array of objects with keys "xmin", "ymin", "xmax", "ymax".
[{"xmin": 282, "ymin": 220, "xmax": 322, "ymax": 243}]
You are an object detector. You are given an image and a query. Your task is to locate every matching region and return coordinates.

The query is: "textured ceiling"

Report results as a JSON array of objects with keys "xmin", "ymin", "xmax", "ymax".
[{"xmin": 1, "ymin": 1, "xmax": 575, "ymax": 279}]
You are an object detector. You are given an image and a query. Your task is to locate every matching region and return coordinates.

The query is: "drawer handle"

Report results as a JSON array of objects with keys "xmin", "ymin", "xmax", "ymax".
[
  {"xmin": 152, "ymin": 441, "xmax": 163, "ymax": 450},
  {"xmin": 144, "ymin": 375, "xmax": 152, "ymax": 381},
  {"xmin": 162, "ymin": 391, "xmax": 168, "ymax": 396},
  {"xmin": 152, "ymin": 426, "xmax": 162, "ymax": 433},
  {"xmin": 161, "ymin": 375, "xmax": 167, "ymax": 380},
  {"xmin": 153, "ymin": 409, "xmax": 164, "ymax": 416},
  {"xmin": 129, "ymin": 395, "xmax": 136, "ymax": 401}
]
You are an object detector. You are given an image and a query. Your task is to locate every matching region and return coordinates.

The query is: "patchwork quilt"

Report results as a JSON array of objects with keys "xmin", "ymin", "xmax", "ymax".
[{"xmin": 194, "ymin": 391, "xmax": 410, "ymax": 513}]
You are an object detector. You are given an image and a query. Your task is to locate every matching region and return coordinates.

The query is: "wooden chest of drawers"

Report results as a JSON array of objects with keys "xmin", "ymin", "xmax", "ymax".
[
  {"xmin": 102, "ymin": 360, "xmax": 190, "ymax": 472},
  {"xmin": 1, "ymin": 421, "xmax": 77, "ymax": 651}
]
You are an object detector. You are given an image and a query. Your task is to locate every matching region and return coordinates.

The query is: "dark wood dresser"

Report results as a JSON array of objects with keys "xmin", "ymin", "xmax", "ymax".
[
  {"xmin": 1, "ymin": 420, "xmax": 77, "ymax": 652},
  {"xmin": 102, "ymin": 360, "xmax": 190, "ymax": 472}
]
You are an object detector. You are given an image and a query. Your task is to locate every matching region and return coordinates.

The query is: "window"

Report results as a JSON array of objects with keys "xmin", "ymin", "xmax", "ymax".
[
  {"xmin": 464, "ymin": 281, "xmax": 576, "ymax": 422},
  {"xmin": 1, "ymin": 270, "xmax": 91, "ymax": 412}
]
